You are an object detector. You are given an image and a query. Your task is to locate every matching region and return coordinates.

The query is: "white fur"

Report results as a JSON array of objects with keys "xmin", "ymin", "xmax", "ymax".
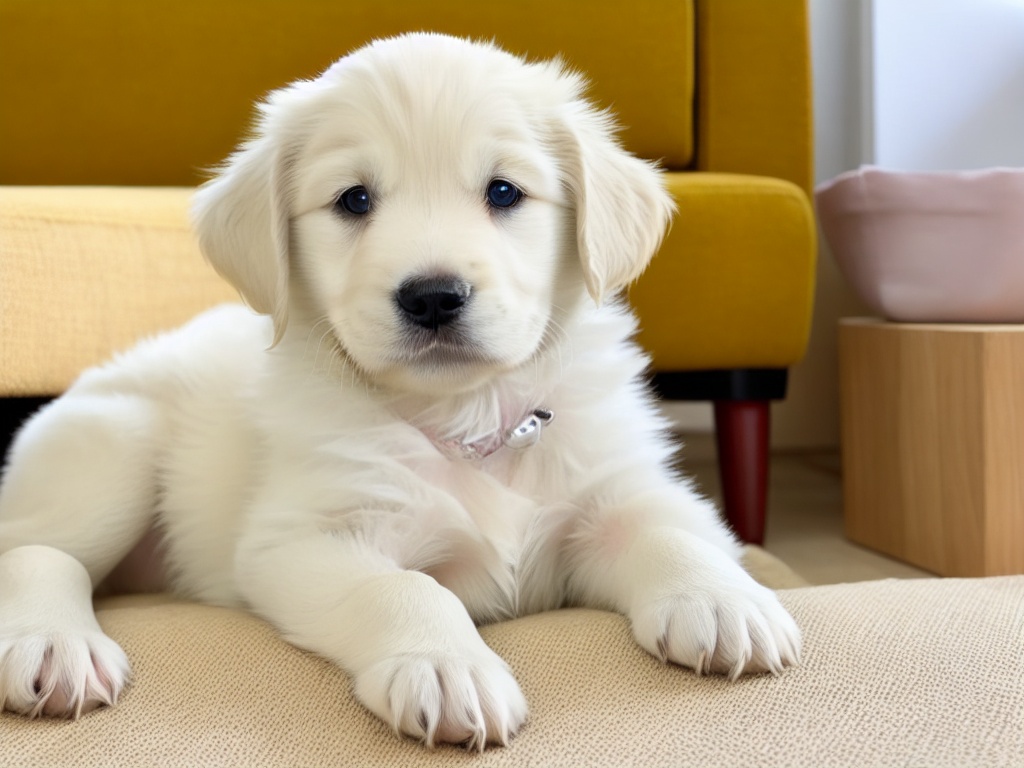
[{"xmin": 0, "ymin": 34, "xmax": 799, "ymax": 748}]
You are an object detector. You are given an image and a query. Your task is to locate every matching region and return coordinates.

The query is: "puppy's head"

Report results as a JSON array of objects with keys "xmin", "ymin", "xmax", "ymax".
[{"xmin": 192, "ymin": 33, "xmax": 673, "ymax": 394}]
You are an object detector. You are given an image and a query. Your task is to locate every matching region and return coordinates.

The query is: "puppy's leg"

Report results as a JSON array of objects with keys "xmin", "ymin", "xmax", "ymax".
[
  {"xmin": 0, "ymin": 392, "xmax": 161, "ymax": 716},
  {"xmin": 0, "ymin": 546, "xmax": 130, "ymax": 717},
  {"xmin": 236, "ymin": 533, "xmax": 527, "ymax": 750},
  {"xmin": 565, "ymin": 489, "xmax": 801, "ymax": 679}
]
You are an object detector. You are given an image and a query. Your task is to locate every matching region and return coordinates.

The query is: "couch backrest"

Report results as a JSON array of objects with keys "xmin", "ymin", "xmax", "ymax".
[{"xmin": 0, "ymin": 0, "xmax": 695, "ymax": 186}]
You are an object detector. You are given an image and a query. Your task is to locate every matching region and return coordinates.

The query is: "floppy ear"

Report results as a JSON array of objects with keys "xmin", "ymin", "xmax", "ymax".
[
  {"xmin": 555, "ymin": 101, "xmax": 676, "ymax": 305},
  {"xmin": 191, "ymin": 97, "xmax": 295, "ymax": 345}
]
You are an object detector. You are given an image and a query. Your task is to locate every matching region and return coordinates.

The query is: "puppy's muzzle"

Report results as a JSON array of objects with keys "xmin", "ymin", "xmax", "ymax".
[{"xmin": 395, "ymin": 276, "xmax": 472, "ymax": 331}]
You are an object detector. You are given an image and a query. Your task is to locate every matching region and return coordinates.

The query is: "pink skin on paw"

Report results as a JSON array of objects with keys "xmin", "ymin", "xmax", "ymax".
[{"xmin": 32, "ymin": 647, "xmax": 118, "ymax": 719}]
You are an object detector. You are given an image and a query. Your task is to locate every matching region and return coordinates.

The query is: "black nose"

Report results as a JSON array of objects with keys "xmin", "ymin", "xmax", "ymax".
[{"xmin": 395, "ymin": 276, "xmax": 471, "ymax": 330}]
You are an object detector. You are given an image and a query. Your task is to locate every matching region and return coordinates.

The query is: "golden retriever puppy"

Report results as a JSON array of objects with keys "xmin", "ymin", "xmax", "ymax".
[{"xmin": 0, "ymin": 33, "xmax": 800, "ymax": 749}]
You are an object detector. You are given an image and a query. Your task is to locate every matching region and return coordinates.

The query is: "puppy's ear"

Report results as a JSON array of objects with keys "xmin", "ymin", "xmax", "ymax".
[
  {"xmin": 191, "ymin": 94, "xmax": 296, "ymax": 345},
  {"xmin": 555, "ymin": 99, "xmax": 676, "ymax": 305}
]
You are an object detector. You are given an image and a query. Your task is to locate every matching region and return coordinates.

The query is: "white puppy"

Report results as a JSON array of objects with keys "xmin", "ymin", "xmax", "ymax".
[{"xmin": 0, "ymin": 33, "xmax": 800, "ymax": 748}]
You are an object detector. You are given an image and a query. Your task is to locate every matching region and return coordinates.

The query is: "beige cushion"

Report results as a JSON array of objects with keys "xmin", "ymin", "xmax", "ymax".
[{"xmin": 3, "ymin": 561, "xmax": 1021, "ymax": 767}]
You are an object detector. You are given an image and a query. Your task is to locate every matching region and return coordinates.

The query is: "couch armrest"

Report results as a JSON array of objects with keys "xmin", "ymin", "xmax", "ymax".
[
  {"xmin": 0, "ymin": 187, "xmax": 237, "ymax": 397},
  {"xmin": 694, "ymin": 0, "xmax": 814, "ymax": 195},
  {"xmin": 631, "ymin": 173, "xmax": 816, "ymax": 370}
]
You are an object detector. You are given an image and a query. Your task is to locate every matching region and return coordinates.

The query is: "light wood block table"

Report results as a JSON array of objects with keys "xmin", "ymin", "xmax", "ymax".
[{"xmin": 839, "ymin": 318, "xmax": 1024, "ymax": 577}]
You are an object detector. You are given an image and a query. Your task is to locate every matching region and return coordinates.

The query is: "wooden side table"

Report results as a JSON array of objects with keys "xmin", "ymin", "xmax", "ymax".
[{"xmin": 839, "ymin": 318, "xmax": 1024, "ymax": 576}]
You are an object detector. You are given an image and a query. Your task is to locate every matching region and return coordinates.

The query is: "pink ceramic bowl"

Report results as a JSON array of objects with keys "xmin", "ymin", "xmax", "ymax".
[{"xmin": 815, "ymin": 166, "xmax": 1024, "ymax": 323}]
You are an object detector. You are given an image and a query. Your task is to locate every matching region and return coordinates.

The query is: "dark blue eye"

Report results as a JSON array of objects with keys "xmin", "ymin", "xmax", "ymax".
[
  {"xmin": 486, "ymin": 179, "xmax": 522, "ymax": 209},
  {"xmin": 336, "ymin": 186, "xmax": 370, "ymax": 215}
]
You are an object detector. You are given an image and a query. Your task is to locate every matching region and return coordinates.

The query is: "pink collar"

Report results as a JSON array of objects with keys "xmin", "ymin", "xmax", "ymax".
[{"xmin": 434, "ymin": 408, "xmax": 554, "ymax": 460}]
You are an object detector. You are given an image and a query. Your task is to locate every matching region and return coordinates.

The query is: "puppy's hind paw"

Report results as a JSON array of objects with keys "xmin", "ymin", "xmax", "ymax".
[{"xmin": 0, "ymin": 631, "xmax": 130, "ymax": 718}]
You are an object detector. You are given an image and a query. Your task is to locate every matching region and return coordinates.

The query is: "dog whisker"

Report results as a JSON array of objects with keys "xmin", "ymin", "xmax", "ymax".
[
  {"xmin": 304, "ymin": 316, "xmax": 334, "ymax": 361},
  {"xmin": 536, "ymin": 310, "xmax": 573, "ymax": 383},
  {"xmin": 313, "ymin": 329, "xmax": 338, "ymax": 375}
]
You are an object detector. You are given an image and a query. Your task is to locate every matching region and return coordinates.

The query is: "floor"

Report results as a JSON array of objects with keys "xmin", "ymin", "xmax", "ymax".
[{"xmin": 678, "ymin": 442, "xmax": 934, "ymax": 586}]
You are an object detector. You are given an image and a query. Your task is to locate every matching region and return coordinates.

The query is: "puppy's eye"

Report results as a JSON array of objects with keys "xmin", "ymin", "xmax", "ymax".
[
  {"xmin": 336, "ymin": 186, "xmax": 371, "ymax": 215},
  {"xmin": 486, "ymin": 179, "xmax": 522, "ymax": 209}
]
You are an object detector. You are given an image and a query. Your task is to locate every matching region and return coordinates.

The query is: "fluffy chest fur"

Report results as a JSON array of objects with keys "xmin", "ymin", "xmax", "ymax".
[{"xmin": 215, "ymin": 299, "xmax": 662, "ymax": 624}]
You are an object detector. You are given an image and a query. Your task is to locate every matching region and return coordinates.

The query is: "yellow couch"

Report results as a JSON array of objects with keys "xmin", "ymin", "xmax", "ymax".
[{"xmin": 0, "ymin": 0, "xmax": 816, "ymax": 544}]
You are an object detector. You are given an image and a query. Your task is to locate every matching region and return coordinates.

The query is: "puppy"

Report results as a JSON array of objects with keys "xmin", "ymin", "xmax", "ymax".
[{"xmin": 0, "ymin": 33, "xmax": 800, "ymax": 748}]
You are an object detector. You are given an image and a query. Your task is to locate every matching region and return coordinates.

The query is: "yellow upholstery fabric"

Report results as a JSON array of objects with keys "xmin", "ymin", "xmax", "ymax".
[
  {"xmin": 632, "ymin": 174, "xmax": 816, "ymax": 370},
  {"xmin": 0, "ymin": 187, "xmax": 236, "ymax": 396},
  {"xmin": 0, "ymin": 0, "xmax": 693, "ymax": 185},
  {"xmin": 694, "ymin": 0, "xmax": 815, "ymax": 195}
]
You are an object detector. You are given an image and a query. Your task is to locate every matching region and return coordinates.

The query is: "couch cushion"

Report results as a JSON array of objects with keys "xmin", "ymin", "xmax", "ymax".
[
  {"xmin": 630, "ymin": 172, "xmax": 817, "ymax": 371},
  {"xmin": 0, "ymin": 186, "xmax": 236, "ymax": 396},
  {"xmin": 1, "ymin": 175, "xmax": 816, "ymax": 396},
  {"xmin": 3, "ymin": 576, "xmax": 1020, "ymax": 767},
  {"xmin": 0, "ymin": 1, "xmax": 693, "ymax": 186}
]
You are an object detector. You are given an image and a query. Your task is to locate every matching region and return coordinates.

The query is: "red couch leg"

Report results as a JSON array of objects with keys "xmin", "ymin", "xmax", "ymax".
[{"xmin": 713, "ymin": 400, "xmax": 770, "ymax": 545}]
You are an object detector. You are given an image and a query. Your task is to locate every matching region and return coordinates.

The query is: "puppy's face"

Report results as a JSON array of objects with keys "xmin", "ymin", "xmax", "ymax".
[
  {"xmin": 289, "ymin": 46, "xmax": 575, "ymax": 393},
  {"xmin": 193, "ymin": 34, "xmax": 674, "ymax": 395}
]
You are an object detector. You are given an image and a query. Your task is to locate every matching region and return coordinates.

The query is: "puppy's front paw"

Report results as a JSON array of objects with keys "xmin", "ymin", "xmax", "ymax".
[
  {"xmin": 631, "ymin": 580, "xmax": 801, "ymax": 680},
  {"xmin": 626, "ymin": 531, "xmax": 801, "ymax": 680},
  {"xmin": 354, "ymin": 650, "xmax": 528, "ymax": 750},
  {"xmin": 0, "ymin": 630, "xmax": 130, "ymax": 718}
]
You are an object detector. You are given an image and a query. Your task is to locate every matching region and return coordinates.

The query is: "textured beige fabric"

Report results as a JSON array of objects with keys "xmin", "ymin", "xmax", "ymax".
[
  {"xmin": 0, "ymin": 186, "xmax": 237, "ymax": 396},
  {"xmin": 3, "ymin": 571, "xmax": 1021, "ymax": 767}
]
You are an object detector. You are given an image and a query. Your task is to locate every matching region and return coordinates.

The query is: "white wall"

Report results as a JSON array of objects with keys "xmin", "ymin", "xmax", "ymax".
[{"xmin": 872, "ymin": 0, "xmax": 1024, "ymax": 171}]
